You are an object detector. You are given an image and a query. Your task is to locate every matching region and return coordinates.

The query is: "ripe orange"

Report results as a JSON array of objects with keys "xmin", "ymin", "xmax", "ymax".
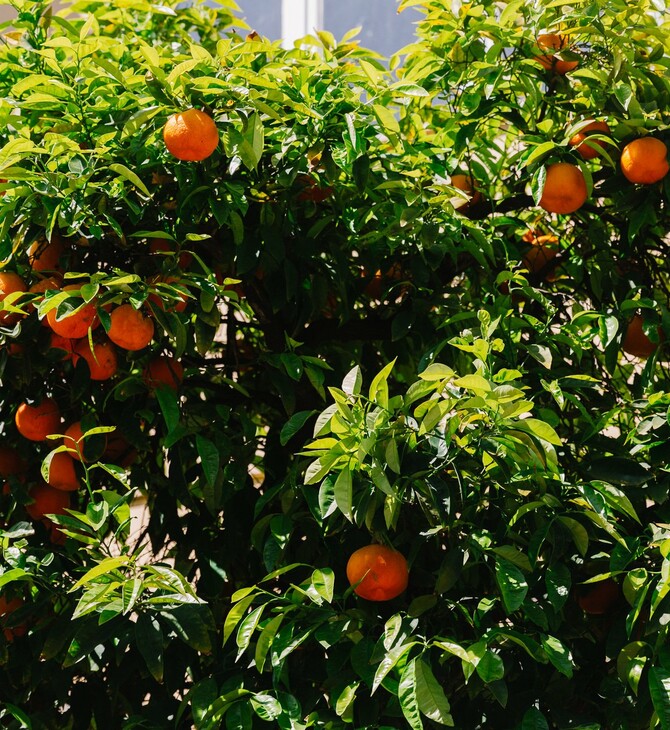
[
  {"xmin": 0, "ymin": 271, "xmax": 27, "ymax": 324},
  {"xmin": 45, "ymin": 284, "xmax": 99, "ymax": 339},
  {"xmin": 147, "ymin": 276, "xmax": 188, "ymax": 313},
  {"xmin": 522, "ymin": 233, "xmax": 560, "ymax": 281},
  {"xmin": 27, "ymin": 234, "xmax": 65, "ymax": 273},
  {"xmin": 622, "ymin": 314, "xmax": 660, "ymax": 359},
  {"xmin": 0, "ymin": 595, "xmax": 26, "ymax": 641},
  {"xmin": 63, "ymin": 421, "xmax": 106, "ymax": 463},
  {"xmin": 363, "ymin": 263, "xmax": 407, "ymax": 300},
  {"xmin": 149, "ymin": 238, "xmax": 193, "ymax": 270},
  {"xmin": 346, "ymin": 544, "xmax": 409, "ymax": 601},
  {"xmin": 143, "ymin": 355, "xmax": 184, "ymax": 392},
  {"xmin": 48, "ymin": 332, "xmax": 75, "ymax": 361},
  {"xmin": 620, "ymin": 137, "xmax": 669, "ymax": 184},
  {"xmin": 568, "ymin": 120, "xmax": 612, "ymax": 161},
  {"xmin": 46, "ymin": 451, "xmax": 80, "ymax": 492},
  {"xmin": 15, "ymin": 399, "xmax": 61, "ymax": 442},
  {"xmin": 451, "ymin": 174, "xmax": 482, "ymax": 209},
  {"xmin": 577, "ymin": 578, "xmax": 620, "ymax": 615},
  {"xmin": 102, "ymin": 431, "xmax": 137, "ymax": 468},
  {"xmin": 72, "ymin": 338, "xmax": 118, "ymax": 380},
  {"xmin": 107, "ymin": 304, "xmax": 155, "ymax": 351},
  {"xmin": 26, "ymin": 482, "xmax": 71, "ymax": 521},
  {"xmin": 163, "ymin": 109, "xmax": 219, "ymax": 162},
  {"xmin": 296, "ymin": 174, "xmax": 334, "ymax": 202},
  {"xmin": 0, "ymin": 446, "xmax": 25, "ymax": 478},
  {"xmin": 534, "ymin": 33, "xmax": 579, "ymax": 75},
  {"xmin": 539, "ymin": 162, "xmax": 588, "ymax": 214}
]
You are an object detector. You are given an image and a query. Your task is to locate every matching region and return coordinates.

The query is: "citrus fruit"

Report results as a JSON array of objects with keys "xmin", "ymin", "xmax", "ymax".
[
  {"xmin": 26, "ymin": 482, "xmax": 71, "ymax": 520},
  {"xmin": 15, "ymin": 399, "xmax": 61, "ymax": 442},
  {"xmin": 63, "ymin": 421, "xmax": 106, "ymax": 463},
  {"xmin": 622, "ymin": 314, "xmax": 660, "ymax": 359},
  {"xmin": 534, "ymin": 33, "xmax": 579, "ymax": 75},
  {"xmin": 107, "ymin": 304, "xmax": 155, "ymax": 351},
  {"xmin": 0, "ymin": 272, "xmax": 27, "ymax": 324},
  {"xmin": 522, "ymin": 233, "xmax": 560, "ymax": 281},
  {"xmin": 147, "ymin": 276, "xmax": 188, "ymax": 313},
  {"xmin": 568, "ymin": 120, "xmax": 612, "ymax": 161},
  {"xmin": 143, "ymin": 355, "xmax": 184, "ymax": 392},
  {"xmin": 577, "ymin": 578, "xmax": 620, "ymax": 615},
  {"xmin": 0, "ymin": 595, "xmax": 26, "ymax": 641},
  {"xmin": 45, "ymin": 284, "xmax": 99, "ymax": 339},
  {"xmin": 148, "ymin": 238, "xmax": 193, "ymax": 269},
  {"xmin": 451, "ymin": 173, "xmax": 482, "ymax": 208},
  {"xmin": 539, "ymin": 162, "xmax": 588, "ymax": 214},
  {"xmin": 0, "ymin": 446, "xmax": 25, "ymax": 478},
  {"xmin": 163, "ymin": 109, "xmax": 219, "ymax": 162},
  {"xmin": 27, "ymin": 234, "xmax": 65, "ymax": 273},
  {"xmin": 48, "ymin": 332, "xmax": 75, "ymax": 361},
  {"xmin": 45, "ymin": 451, "xmax": 80, "ymax": 492},
  {"xmin": 620, "ymin": 137, "xmax": 669, "ymax": 184},
  {"xmin": 72, "ymin": 338, "xmax": 118, "ymax": 380},
  {"xmin": 346, "ymin": 544, "xmax": 409, "ymax": 601}
]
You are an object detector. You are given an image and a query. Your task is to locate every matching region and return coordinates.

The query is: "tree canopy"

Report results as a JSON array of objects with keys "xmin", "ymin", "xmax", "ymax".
[{"xmin": 0, "ymin": 0, "xmax": 669, "ymax": 727}]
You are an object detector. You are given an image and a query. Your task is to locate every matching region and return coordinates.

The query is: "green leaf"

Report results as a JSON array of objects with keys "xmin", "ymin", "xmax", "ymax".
[
  {"xmin": 70, "ymin": 556, "xmax": 130, "ymax": 591},
  {"xmin": 495, "ymin": 559, "xmax": 528, "ymax": 614},
  {"xmin": 515, "ymin": 418, "xmax": 562, "ymax": 446},
  {"xmin": 476, "ymin": 651, "xmax": 505, "ymax": 683},
  {"xmin": 250, "ymin": 694, "xmax": 281, "ymax": 722},
  {"xmin": 254, "ymin": 614, "xmax": 284, "ymax": 672},
  {"xmin": 334, "ymin": 466, "xmax": 353, "ymax": 521},
  {"xmin": 136, "ymin": 613, "xmax": 164, "ymax": 683},
  {"xmin": 108, "ymin": 163, "xmax": 150, "ymax": 197},
  {"xmin": 415, "ymin": 659, "xmax": 454, "ymax": 725},
  {"xmin": 398, "ymin": 658, "xmax": 423, "ymax": 730},
  {"xmin": 419, "ymin": 363, "xmax": 454, "ymax": 381},
  {"xmin": 311, "ymin": 568, "xmax": 335, "ymax": 603},
  {"xmin": 156, "ymin": 386, "xmax": 180, "ymax": 436},
  {"xmin": 280, "ymin": 410, "xmax": 315, "ymax": 446},
  {"xmin": 196, "ymin": 435, "xmax": 220, "ymax": 487},
  {"xmin": 372, "ymin": 641, "xmax": 417, "ymax": 694},
  {"xmin": 373, "ymin": 103, "xmax": 400, "ymax": 135},
  {"xmin": 541, "ymin": 635, "xmax": 573, "ymax": 678},
  {"xmin": 236, "ymin": 604, "xmax": 265, "ymax": 659},
  {"xmin": 369, "ymin": 359, "xmax": 396, "ymax": 410},
  {"xmin": 335, "ymin": 682, "xmax": 359, "ymax": 719},
  {"xmin": 650, "ymin": 667, "xmax": 670, "ymax": 728},
  {"xmin": 521, "ymin": 707, "xmax": 549, "ymax": 730},
  {"xmin": 342, "ymin": 365, "xmax": 362, "ymax": 395}
]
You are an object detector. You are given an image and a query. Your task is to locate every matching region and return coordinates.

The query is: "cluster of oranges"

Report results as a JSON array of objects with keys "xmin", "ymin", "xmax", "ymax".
[{"xmin": 0, "ymin": 232, "xmax": 190, "ymax": 543}]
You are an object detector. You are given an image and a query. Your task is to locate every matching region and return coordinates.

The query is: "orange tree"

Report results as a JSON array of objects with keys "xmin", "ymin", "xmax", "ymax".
[{"xmin": 0, "ymin": 0, "xmax": 669, "ymax": 727}]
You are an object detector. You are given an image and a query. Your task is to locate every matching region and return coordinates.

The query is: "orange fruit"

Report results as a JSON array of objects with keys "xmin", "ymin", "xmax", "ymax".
[
  {"xmin": 534, "ymin": 33, "xmax": 579, "ymax": 75},
  {"xmin": 577, "ymin": 578, "xmax": 620, "ymax": 615},
  {"xmin": 568, "ymin": 120, "xmax": 612, "ymax": 161},
  {"xmin": 27, "ymin": 233, "xmax": 65, "ymax": 273},
  {"xmin": 45, "ymin": 451, "xmax": 80, "ymax": 492},
  {"xmin": 147, "ymin": 276, "xmax": 188, "ymax": 313},
  {"xmin": 451, "ymin": 174, "xmax": 482, "ymax": 208},
  {"xmin": 102, "ymin": 431, "xmax": 137, "ymax": 468},
  {"xmin": 48, "ymin": 332, "xmax": 75, "ymax": 361},
  {"xmin": 296, "ymin": 174, "xmax": 334, "ymax": 202},
  {"xmin": 0, "ymin": 271, "xmax": 27, "ymax": 325},
  {"xmin": 72, "ymin": 338, "xmax": 118, "ymax": 380},
  {"xmin": 0, "ymin": 446, "xmax": 25, "ymax": 478},
  {"xmin": 107, "ymin": 304, "xmax": 155, "ymax": 351},
  {"xmin": 26, "ymin": 482, "xmax": 71, "ymax": 520},
  {"xmin": 0, "ymin": 595, "xmax": 26, "ymax": 641},
  {"xmin": 63, "ymin": 421, "xmax": 106, "ymax": 463},
  {"xmin": 620, "ymin": 137, "xmax": 669, "ymax": 184},
  {"xmin": 143, "ymin": 355, "xmax": 184, "ymax": 392},
  {"xmin": 522, "ymin": 233, "xmax": 560, "ymax": 281},
  {"xmin": 45, "ymin": 284, "xmax": 99, "ymax": 339},
  {"xmin": 363, "ymin": 263, "xmax": 407, "ymax": 300},
  {"xmin": 15, "ymin": 398, "xmax": 61, "ymax": 442},
  {"xmin": 346, "ymin": 544, "xmax": 409, "ymax": 601},
  {"xmin": 148, "ymin": 238, "xmax": 193, "ymax": 270},
  {"xmin": 539, "ymin": 162, "xmax": 588, "ymax": 214},
  {"xmin": 163, "ymin": 109, "xmax": 219, "ymax": 162},
  {"xmin": 622, "ymin": 314, "xmax": 660, "ymax": 359}
]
